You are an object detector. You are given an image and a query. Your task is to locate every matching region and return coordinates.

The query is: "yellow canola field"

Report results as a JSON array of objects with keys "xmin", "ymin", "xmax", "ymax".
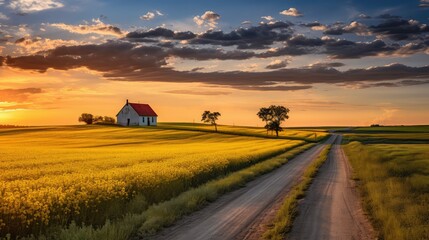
[{"xmin": 0, "ymin": 125, "xmax": 304, "ymax": 236}]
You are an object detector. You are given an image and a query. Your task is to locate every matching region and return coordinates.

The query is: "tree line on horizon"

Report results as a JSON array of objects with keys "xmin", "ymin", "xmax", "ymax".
[
  {"xmin": 79, "ymin": 113, "xmax": 116, "ymax": 125},
  {"xmin": 202, "ymin": 105, "xmax": 290, "ymax": 137}
]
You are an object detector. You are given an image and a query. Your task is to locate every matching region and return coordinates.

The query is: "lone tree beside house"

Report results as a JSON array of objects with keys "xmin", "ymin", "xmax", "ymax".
[
  {"xmin": 257, "ymin": 105, "xmax": 290, "ymax": 137},
  {"xmin": 201, "ymin": 110, "xmax": 221, "ymax": 132},
  {"xmin": 78, "ymin": 113, "xmax": 94, "ymax": 124}
]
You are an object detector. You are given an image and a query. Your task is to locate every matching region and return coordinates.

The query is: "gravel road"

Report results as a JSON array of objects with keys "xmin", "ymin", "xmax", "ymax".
[
  {"xmin": 150, "ymin": 135, "xmax": 337, "ymax": 240},
  {"xmin": 288, "ymin": 135, "xmax": 374, "ymax": 240}
]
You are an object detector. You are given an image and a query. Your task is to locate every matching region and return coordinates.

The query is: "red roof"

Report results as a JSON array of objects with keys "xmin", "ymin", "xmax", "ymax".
[{"xmin": 129, "ymin": 103, "xmax": 158, "ymax": 116}]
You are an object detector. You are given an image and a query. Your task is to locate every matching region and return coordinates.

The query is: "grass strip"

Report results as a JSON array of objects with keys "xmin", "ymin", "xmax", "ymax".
[
  {"xmin": 343, "ymin": 141, "xmax": 429, "ymax": 240},
  {"xmin": 263, "ymin": 143, "xmax": 332, "ymax": 240},
  {"xmin": 48, "ymin": 143, "xmax": 316, "ymax": 240}
]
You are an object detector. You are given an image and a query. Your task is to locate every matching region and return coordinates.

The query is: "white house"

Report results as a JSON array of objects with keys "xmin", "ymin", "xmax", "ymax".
[{"xmin": 116, "ymin": 100, "xmax": 158, "ymax": 126}]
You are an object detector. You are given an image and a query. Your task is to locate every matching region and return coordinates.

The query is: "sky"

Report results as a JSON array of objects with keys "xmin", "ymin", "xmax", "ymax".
[{"xmin": 0, "ymin": 0, "xmax": 429, "ymax": 126}]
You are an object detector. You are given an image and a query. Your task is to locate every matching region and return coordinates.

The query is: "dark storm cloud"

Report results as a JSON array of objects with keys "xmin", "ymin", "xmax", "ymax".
[
  {"xmin": 266, "ymin": 60, "xmax": 288, "ymax": 69},
  {"xmin": 102, "ymin": 63, "xmax": 429, "ymax": 91},
  {"xmin": 287, "ymin": 35, "xmax": 324, "ymax": 46},
  {"xmin": 357, "ymin": 79, "xmax": 429, "ymax": 88},
  {"xmin": 300, "ymin": 22, "xmax": 325, "ymax": 28},
  {"xmin": 369, "ymin": 18, "xmax": 429, "ymax": 41},
  {"xmin": 4, "ymin": 41, "xmax": 259, "ymax": 73},
  {"xmin": 309, "ymin": 62, "xmax": 345, "ymax": 68},
  {"xmin": 4, "ymin": 40, "xmax": 429, "ymax": 91},
  {"xmin": 260, "ymin": 36, "xmax": 399, "ymax": 59},
  {"xmin": 191, "ymin": 21, "xmax": 293, "ymax": 49},
  {"xmin": 169, "ymin": 47, "xmax": 255, "ymax": 60},
  {"xmin": 323, "ymin": 39, "xmax": 396, "ymax": 59},
  {"xmin": 126, "ymin": 27, "xmax": 196, "ymax": 40},
  {"xmin": 126, "ymin": 21, "xmax": 293, "ymax": 49},
  {"xmin": 123, "ymin": 19, "xmax": 428, "ymax": 59}
]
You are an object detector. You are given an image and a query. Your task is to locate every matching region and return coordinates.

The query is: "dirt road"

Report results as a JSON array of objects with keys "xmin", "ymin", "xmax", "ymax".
[
  {"xmin": 288, "ymin": 135, "xmax": 374, "ymax": 240},
  {"xmin": 150, "ymin": 135, "xmax": 337, "ymax": 240}
]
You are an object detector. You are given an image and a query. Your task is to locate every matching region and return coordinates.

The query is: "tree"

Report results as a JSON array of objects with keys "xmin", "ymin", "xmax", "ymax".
[
  {"xmin": 78, "ymin": 114, "xmax": 116, "ymax": 125},
  {"xmin": 201, "ymin": 110, "xmax": 221, "ymax": 132},
  {"xmin": 103, "ymin": 116, "xmax": 116, "ymax": 124},
  {"xmin": 93, "ymin": 115, "xmax": 103, "ymax": 123},
  {"xmin": 257, "ymin": 107, "xmax": 271, "ymax": 135},
  {"xmin": 78, "ymin": 113, "xmax": 94, "ymax": 124},
  {"xmin": 256, "ymin": 105, "xmax": 290, "ymax": 137}
]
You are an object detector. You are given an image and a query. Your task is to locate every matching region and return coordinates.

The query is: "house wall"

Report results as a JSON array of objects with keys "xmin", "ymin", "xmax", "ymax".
[
  {"xmin": 139, "ymin": 116, "xmax": 158, "ymax": 126},
  {"xmin": 116, "ymin": 104, "xmax": 140, "ymax": 126}
]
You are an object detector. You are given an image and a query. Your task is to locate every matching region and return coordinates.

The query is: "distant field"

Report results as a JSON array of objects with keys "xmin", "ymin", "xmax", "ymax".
[
  {"xmin": 343, "ymin": 126, "xmax": 429, "ymax": 240},
  {"xmin": 158, "ymin": 122, "xmax": 329, "ymax": 142},
  {"xmin": 0, "ymin": 125, "xmax": 308, "ymax": 237},
  {"xmin": 350, "ymin": 125, "xmax": 429, "ymax": 133}
]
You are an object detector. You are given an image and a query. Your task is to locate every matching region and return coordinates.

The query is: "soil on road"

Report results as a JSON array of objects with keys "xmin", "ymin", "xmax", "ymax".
[
  {"xmin": 288, "ymin": 135, "xmax": 375, "ymax": 240},
  {"xmin": 149, "ymin": 135, "xmax": 337, "ymax": 240}
]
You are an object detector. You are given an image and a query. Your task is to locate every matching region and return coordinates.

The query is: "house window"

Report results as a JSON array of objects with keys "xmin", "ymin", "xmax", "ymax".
[
  {"xmin": 142, "ymin": 117, "xmax": 145, "ymax": 122},
  {"xmin": 152, "ymin": 117, "xmax": 154, "ymax": 123}
]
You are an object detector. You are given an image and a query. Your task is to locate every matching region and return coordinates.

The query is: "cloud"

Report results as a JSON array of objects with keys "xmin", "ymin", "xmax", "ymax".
[
  {"xmin": 126, "ymin": 27, "xmax": 196, "ymax": 40},
  {"xmin": 308, "ymin": 62, "xmax": 345, "ymax": 68},
  {"xmin": 261, "ymin": 16, "xmax": 274, "ymax": 21},
  {"xmin": 194, "ymin": 11, "xmax": 221, "ymax": 28},
  {"xmin": 155, "ymin": 10, "xmax": 164, "ymax": 16},
  {"xmin": 140, "ymin": 11, "xmax": 162, "ymax": 21},
  {"xmin": 124, "ymin": 21, "xmax": 427, "ymax": 58},
  {"xmin": 266, "ymin": 59, "xmax": 288, "ymax": 69},
  {"xmin": 357, "ymin": 79, "xmax": 429, "ymax": 88},
  {"xmin": 140, "ymin": 12, "xmax": 155, "ymax": 21},
  {"xmin": 8, "ymin": 0, "xmax": 64, "ymax": 13},
  {"xmin": 13, "ymin": 36, "xmax": 82, "ymax": 54},
  {"xmin": 4, "ymin": 41, "xmax": 429, "ymax": 91},
  {"xmin": 0, "ymin": 12, "xmax": 8, "ymax": 20},
  {"xmin": 324, "ymin": 21, "xmax": 370, "ymax": 36},
  {"xmin": 0, "ymin": 87, "xmax": 42, "ymax": 102},
  {"xmin": 191, "ymin": 67, "xmax": 204, "ymax": 72},
  {"xmin": 188, "ymin": 21, "xmax": 293, "ymax": 49},
  {"xmin": 358, "ymin": 14, "xmax": 371, "ymax": 19},
  {"xmin": 369, "ymin": 18, "xmax": 429, "ymax": 41},
  {"xmin": 301, "ymin": 21, "xmax": 327, "ymax": 31},
  {"xmin": 280, "ymin": 8, "xmax": 303, "ymax": 17},
  {"xmin": 419, "ymin": 0, "xmax": 429, "ymax": 7},
  {"xmin": 127, "ymin": 21, "xmax": 293, "ymax": 49},
  {"xmin": 49, "ymin": 18, "xmax": 123, "ymax": 37},
  {"xmin": 323, "ymin": 39, "xmax": 396, "ymax": 59}
]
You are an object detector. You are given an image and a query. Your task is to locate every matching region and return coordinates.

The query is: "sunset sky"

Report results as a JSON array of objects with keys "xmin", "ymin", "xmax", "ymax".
[{"xmin": 0, "ymin": 0, "xmax": 429, "ymax": 126}]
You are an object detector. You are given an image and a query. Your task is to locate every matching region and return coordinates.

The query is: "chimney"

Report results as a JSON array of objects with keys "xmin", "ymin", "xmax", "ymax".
[{"xmin": 126, "ymin": 99, "xmax": 129, "ymax": 105}]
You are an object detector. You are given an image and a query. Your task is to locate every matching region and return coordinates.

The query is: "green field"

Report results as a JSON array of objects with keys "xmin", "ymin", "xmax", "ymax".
[
  {"xmin": 0, "ymin": 124, "xmax": 320, "ymax": 238},
  {"xmin": 343, "ymin": 126, "xmax": 429, "ymax": 240}
]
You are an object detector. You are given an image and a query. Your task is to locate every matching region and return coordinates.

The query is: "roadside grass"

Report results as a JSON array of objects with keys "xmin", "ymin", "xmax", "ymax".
[
  {"xmin": 158, "ymin": 122, "xmax": 329, "ymax": 142},
  {"xmin": 0, "ymin": 125, "xmax": 307, "ymax": 238},
  {"xmin": 45, "ymin": 143, "xmax": 317, "ymax": 240},
  {"xmin": 263, "ymin": 143, "xmax": 333, "ymax": 239},
  {"xmin": 343, "ymin": 132, "xmax": 429, "ymax": 239}
]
